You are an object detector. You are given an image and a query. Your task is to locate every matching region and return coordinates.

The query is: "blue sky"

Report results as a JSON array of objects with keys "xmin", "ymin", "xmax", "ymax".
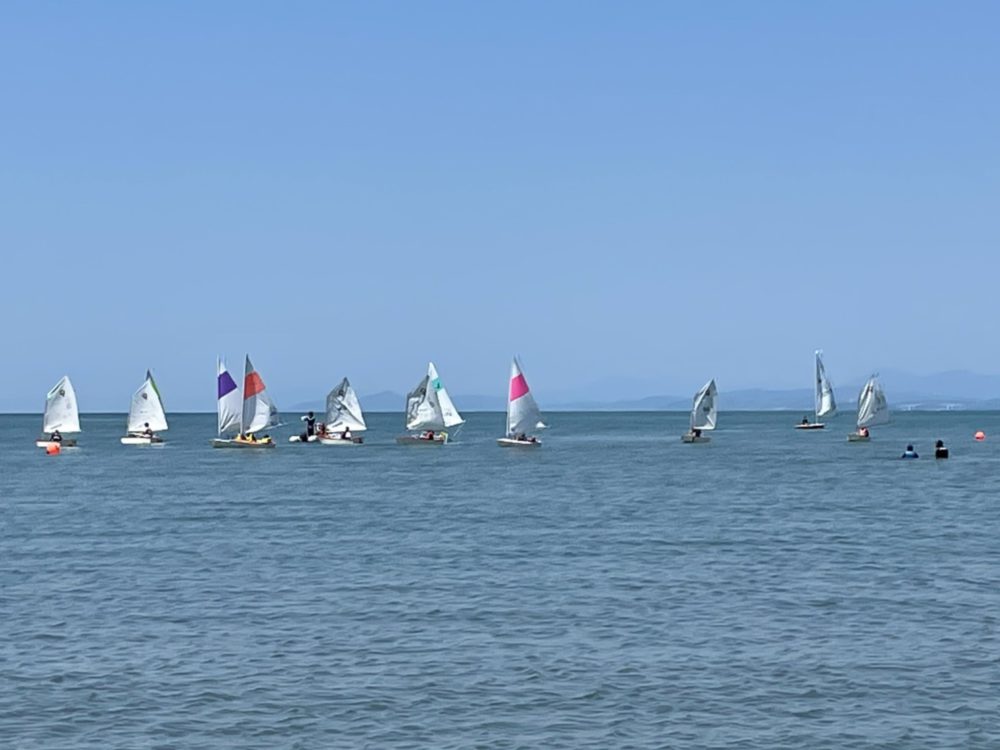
[{"xmin": 2, "ymin": 2, "xmax": 998, "ymax": 410}]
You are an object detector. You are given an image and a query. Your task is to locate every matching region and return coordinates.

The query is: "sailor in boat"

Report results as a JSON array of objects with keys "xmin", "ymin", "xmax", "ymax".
[
  {"xmin": 801, "ymin": 416, "xmax": 810, "ymax": 426},
  {"xmin": 300, "ymin": 411, "xmax": 316, "ymax": 441},
  {"xmin": 142, "ymin": 422, "xmax": 155, "ymax": 439},
  {"xmin": 341, "ymin": 427, "xmax": 352, "ymax": 441},
  {"xmin": 935, "ymin": 440, "xmax": 949, "ymax": 459},
  {"xmin": 316, "ymin": 422, "xmax": 327, "ymax": 438},
  {"xmin": 50, "ymin": 429, "xmax": 63, "ymax": 443},
  {"xmin": 901, "ymin": 444, "xmax": 919, "ymax": 459},
  {"xmin": 857, "ymin": 426, "xmax": 869, "ymax": 439},
  {"xmin": 420, "ymin": 430, "xmax": 436, "ymax": 441},
  {"xmin": 692, "ymin": 428, "xmax": 703, "ymax": 439}
]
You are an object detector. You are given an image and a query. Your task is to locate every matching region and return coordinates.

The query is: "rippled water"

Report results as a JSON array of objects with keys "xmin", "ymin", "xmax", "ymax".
[{"xmin": 2, "ymin": 411, "xmax": 999, "ymax": 748}]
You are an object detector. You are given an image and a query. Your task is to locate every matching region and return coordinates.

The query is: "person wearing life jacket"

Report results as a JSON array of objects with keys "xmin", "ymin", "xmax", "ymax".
[
  {"xmin": 901, "ymin": 444, "xmax": 919, "ymax": 459},
  {"xmin": 422, "ymin": 430, "xmax": 435, "ymax": 441},
  {"xmin": 50, "ymin": 429, "xmax": 63, "ymax": 443},
  {"xmin": 142, "ymin": 422, "xmax": 154, "ymax": 439},
  {"xmin": 935, "ymin": 440, "xmax": 949, "ymax": 459},
  {"xmin": 858, "ymin": 427, "xmax": 869, "ymax": 438},
  {"xmin": 801, "ymin": 416, "xmax": 810, "ymax": 425},
  {"xmin": 300, "ymin": 411, "xmax": 316, "ymax": 441}
]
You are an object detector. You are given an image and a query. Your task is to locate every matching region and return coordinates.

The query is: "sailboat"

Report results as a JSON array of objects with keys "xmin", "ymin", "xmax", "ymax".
[
  {"xmin": 497, "ymin": 357, "xmax": 546, "ymax": 447},
  {"xmin": 796, "ymin": 350, "xmax": 836, "ymax": 429},
  {"xmin": 848, "ymin": 375, "xmax": 889, "ymax": 442},
  {"xmin": 396, "ymin": 362, "xmax": 464, "ymax": 444},
  {"xmin": 36, "ymin": 375, "xmax": 81, "ymax": 448},
  {"xmin": 319, "ymin": 377, "xmax": 367, "ymax": 445},
  {"xmin": 681, "ymin": 379, "xmax": 717, "ymax": 443},
  {"xmin": 121, "ymin": 370, "xmax": 168, "ymax": 445},
  {"xmin": 211, "ymin": 356, "xmax": 280, "ymax": 448}
]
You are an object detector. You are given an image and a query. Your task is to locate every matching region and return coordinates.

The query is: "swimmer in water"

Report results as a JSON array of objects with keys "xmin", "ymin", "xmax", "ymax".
[
  {"xmin": 901, "ymin": 444, "xmax": 919, "ymax": 459},
  {"xmin": 935, "ymin": 440, "xmax": 949, "ymax": 459}
]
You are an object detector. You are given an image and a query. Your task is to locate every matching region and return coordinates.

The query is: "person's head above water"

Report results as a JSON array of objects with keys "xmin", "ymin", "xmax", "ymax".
[
  {"xmin": 936, "ymin": 440, "xmax": 944, "ymax": 448},
  {"xmin": 906, "ymin": 444, "xmax": 915, "ymax": 451},
  {"xmin": 308, "ymin": 411, "xmax": 314, "ymax": 418}
]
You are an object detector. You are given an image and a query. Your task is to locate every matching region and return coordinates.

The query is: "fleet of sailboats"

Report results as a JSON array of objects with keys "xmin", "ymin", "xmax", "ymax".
[
  {"xmin": 212, "ymin": 356, "xmax": 280, "ymax": 448},
  {"xmin": 796, "ymin": 350, "xmax": 837, "ymax": 429},
  {"xmin": 30, "ymin": 350, "xmax": 913, "ymax": 452},
  {"xmin": 36, "ymin": 375, "xmax": 80, "ymax": 448},
  {"xmin": 497, "ymin": 357, "xmax": 545, "ymax": 447},
  {"xmin": 396, "ymin": 362, "xmax": 464, "ymax": 444},
  {"xmin": 848, "ymin": 375, "xmax": 890, "ymax": 442},
  {"xmin": 121, "ymin": 370, "xmax": 168, "ymax": 445},
  {"xmin": 682, "ymin": 379, "xmax": 717, "ymax": 443}
]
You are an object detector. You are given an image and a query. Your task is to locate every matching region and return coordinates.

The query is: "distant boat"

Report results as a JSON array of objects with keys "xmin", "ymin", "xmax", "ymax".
[
  {"xmin": 36, "ymin": 375, "xmax": 80, "ymax": 448},
  {"xmin": 319, "ymin": 377, "xmax": 367, "ymax": 445},
  {"xmin": 848, "ymin": 375, "xmax": 889, "ymax": 442},
  {"xmin": 121, "ymin": 370, "xmax": 168, "ymax": 445},
  {"xmin": 212, "ymin": 356, "xmax": 280, "ymax": 448},
  {"xmin": 497, "ymin": 357, "xmax": 545, "ymax": 447},
  {"xmin": 796, "ymin": 350, "xmax": 836, "ymax": 429},
  {"xmin": 682, "ymin": 379, "xmax": 717, "ymax": 443},
  {"xmin": 396, "ymin": 362, "xmax": 464, "ymax": 445}
]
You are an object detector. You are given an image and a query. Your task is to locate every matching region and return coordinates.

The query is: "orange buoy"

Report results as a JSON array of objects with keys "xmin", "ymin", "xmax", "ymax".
[
  {"xmin": 975, "ymin": 431, "xmax": 986, "ymax": 441},
  {"xmin": 46, "ymin": 443, "xmax": 61, "ymax": 455}
]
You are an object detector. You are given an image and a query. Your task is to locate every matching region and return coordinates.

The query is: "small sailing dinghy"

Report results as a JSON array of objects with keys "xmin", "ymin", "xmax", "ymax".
[
  {"xmin": 319, "ymin": 378, "xmax": 367, "ymax": 444},
  {"xmin": 682, "ymin": 379, "xmax": 717, "ymax": 443},
  {"xmin": 396, "ymin": 362, "xmax": 464, "ymax": 444},
  {"xmin": 121, "ymin": 370, "xmax": 168, "ymax": 445},
  {"xmin": 796, "ymin": 350, "xmax": 836, "ymax": 429},
  {"xmin": 211, "ymin": 356, "xmax": 280, "ymax": 448},
  {"xmin": 36, "ymin": 375, "xmax": 80, "ymax": 448},
  {"xmin": 497, "ymin": 357, "xmax": 545, "ymax": 447},
  {"xmin": 848, "ymin": 375, "xmax": 889, "ymax": 442}
]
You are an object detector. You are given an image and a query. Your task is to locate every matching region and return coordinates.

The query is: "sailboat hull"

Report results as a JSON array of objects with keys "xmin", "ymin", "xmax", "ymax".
[
  {"xmin": 396, "ymin": 434, "xmax": 448, "ymax": 445},
  {"xmin": 319, "ymin": 436, "xmax": 364, "ymax": 445},
  {"xmin": 120, "ymin": 435, "xmax": 164, "ymax": 445},
  {"xmin": 211, "ymin": 438, "xmax": 276, "ymax": 449},
  {"xmin": 288, "ymin": 435, "xmax": 318, "ymax": 443},
  {"xmin": 497, "ymin": 437, "xmax": 541, "ymax": 448},
  {"xmin": 681, "ymin": 433, "xmax": 711, "ymax": 443},
  {"xmin": 36, "ymin": 439, "xmax": 77, "ymax": 449},
  {"xmin": 847, "ymin": 433, "xmax": 871, "ymax": 442},
  {"xmin": 795, "ymin": 423, "xmax": 826, "ymax": 430}
]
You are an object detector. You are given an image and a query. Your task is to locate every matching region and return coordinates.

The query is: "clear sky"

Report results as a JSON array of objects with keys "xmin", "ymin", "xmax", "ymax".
[{"xmin": 2, "ymin": 1, "xmax": 998, "ymax": 411}]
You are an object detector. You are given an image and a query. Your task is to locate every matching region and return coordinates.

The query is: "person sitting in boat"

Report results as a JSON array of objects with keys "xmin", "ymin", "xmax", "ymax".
[
  {"xmin": 421, "ymin": 430, "xmax": 436, "ymax": 441},
  {"xmin": 316, "ymin": 422, "xmax": 327, "ymax": 437},
  {"xmin": 901, "ymin": 444, "xmax": 918, "ymax": 459},
  {"xmin": 935, "ymin": 440, "xmax": 949, "ymax": 459},
  {"xmin": 693, "ymin": 428, "xmax": 703, "ymax": 439},
  {"xmin": 142, "ymin": 422, "xmax": 154, "ymax": 439},
  {"xmin": 858, "ymin": 427, "xmax": 869, "ymax": 438},
  {"xmin": 341, "ymin": 427, "xmax": 352, "ymax": 440},
  {"xmin": 50, "ymin": 429, "xmax": 63, "ymax": 443},
  {"xmin": 516, "ymin": 432, "xmax": 528, "ymax": 441},
  {"xmin": 801, "ymin": 416, "xmax": 810, "ymax": 425}
]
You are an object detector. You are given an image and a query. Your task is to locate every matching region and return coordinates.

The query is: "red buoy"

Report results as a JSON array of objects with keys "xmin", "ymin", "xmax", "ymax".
[{"xmin": 975, "ymin": 431, "xmax": 986, "ymax": 441}]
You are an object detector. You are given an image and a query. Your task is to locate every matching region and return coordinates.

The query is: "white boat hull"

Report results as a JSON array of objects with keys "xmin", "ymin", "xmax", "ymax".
[
  {"xmin": 211, "ymin": 438, "xmax": 276, "ymax": 449},
  {"xmin": 36, "ymin": 439, "xmax": 77, "ymax": 449},
  {"xmin": 318, "ymin": 436, "xmax": 364, "ymax": 445},
  {"xmin": 288, "ymin": 434, "xmax": 318, "ymax": 443},
  {"xmin": 847, "ymin": 433, "xmax": 871, "ymax": 442},
  {"xmin": 396, "ymin": 434, "xmax": 448, "ymax": 445},
  {"xmin": 497, "ymin": 437, "xmax": 541, "ymax": 448},
  {"xmin": 681, "ymin": 433, "xmax": 711, "ymax": 443},
  {"xmin": 120, "ymin": 435, "xmax": 165, "ymax": 445},
  {"xmin": 795, "ymin": 423, "xmax": 825, "ymax": 430}
]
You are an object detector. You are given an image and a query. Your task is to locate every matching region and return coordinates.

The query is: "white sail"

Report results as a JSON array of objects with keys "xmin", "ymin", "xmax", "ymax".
[
  {"xmin": 815, "ymin": 350, "xmax": 837, "ymax": 419},
  {"xmin": 241, "ymin": 355, "xmax": 280, "ymax": 434},
  {"xmin": 326, "ymin": 377, "xmax": 367, "ymax": 432},
  {"xmin": 690, "ymin": 379, "xmax": 718, "ymax": 431},
  {"xmin": 217, "ymin": 358, "xmax": 241, "ymax": 436},
  {"xmin": 43, "ymin": 375, "xmax": 81, "ymax": 434},
  {"xmin": 506, "ymin": 357, "xmax": 545, "ymax": 436},
  {"xmin": 405, "ymin": 362, "xmax": 464, "ymax": 431},
  {"xmin": 127, "ymin": 370, "xmax": 168, "ymax": 433},
  {"xmin": 856, "ymin": 375, "xmax": 890, "ymax": 428}
]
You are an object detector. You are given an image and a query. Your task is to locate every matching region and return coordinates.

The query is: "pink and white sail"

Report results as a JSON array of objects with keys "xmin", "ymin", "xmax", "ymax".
[{"xmin": 506, "ymin": 357, "xmax": 545, "ymax": 437}]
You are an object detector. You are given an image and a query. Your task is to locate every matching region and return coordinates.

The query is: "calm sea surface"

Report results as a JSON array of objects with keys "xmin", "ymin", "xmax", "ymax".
[{"xmin": 2, "ymin": 411, "xmax": 999, "ymax": 749}]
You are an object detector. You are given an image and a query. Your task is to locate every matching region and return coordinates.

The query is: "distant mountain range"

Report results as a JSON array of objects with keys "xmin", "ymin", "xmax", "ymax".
[{"xmin": 290, "ymin": 370, "xmax": 1000, "ymax": 413}]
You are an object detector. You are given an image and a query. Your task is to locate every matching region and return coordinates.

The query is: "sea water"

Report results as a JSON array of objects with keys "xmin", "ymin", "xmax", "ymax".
[{"xmin": 2, "ymin": 411, "xmax": 999, "ymax": 748}]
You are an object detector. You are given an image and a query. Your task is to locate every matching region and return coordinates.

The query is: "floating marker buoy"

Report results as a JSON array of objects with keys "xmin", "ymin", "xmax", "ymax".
[
  {"xmin": 46, "ymin": 443, "xmax": 61, "ymax": 455},
  {"xmin": 975, "ymin": 431, "xmax": 986, "ymax": 441}
]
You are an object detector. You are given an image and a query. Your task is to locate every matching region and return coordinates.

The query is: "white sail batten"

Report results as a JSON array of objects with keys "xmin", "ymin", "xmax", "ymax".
[
  {"xmin": 326, "ymin": 377, "xmax": 367, "ymax": 432},
  {"xmin": 405, "ymin": 362, "xmax": 464, "ymax": 431},
  {"xmin": 690, "ymin": 379, "xmax": 718, "ymax": 431},
  {"xmin": 815, "ymin": 351, "xmax": 837, "ymax": 419},
  {"xmin": 241, "ymin": 355, "xmax": 280, "ymax": 434},
  {"xmin": 856, "ymin": 375, "xmax": 890, "ymax": 428},
  {"xmin": 506, "ymin": 357, "xmax": 545, "ymax": 436},
  {"xmin": 127, "ymin": 370, "xmax": 168, "ymax": 433},
  {"xmin": 217, "ymin": 358, "xmax": 242, "ymax": 436},
  {"xmin": 43, "ymin": 375, "xmax": 81, "ymax": 434}
]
